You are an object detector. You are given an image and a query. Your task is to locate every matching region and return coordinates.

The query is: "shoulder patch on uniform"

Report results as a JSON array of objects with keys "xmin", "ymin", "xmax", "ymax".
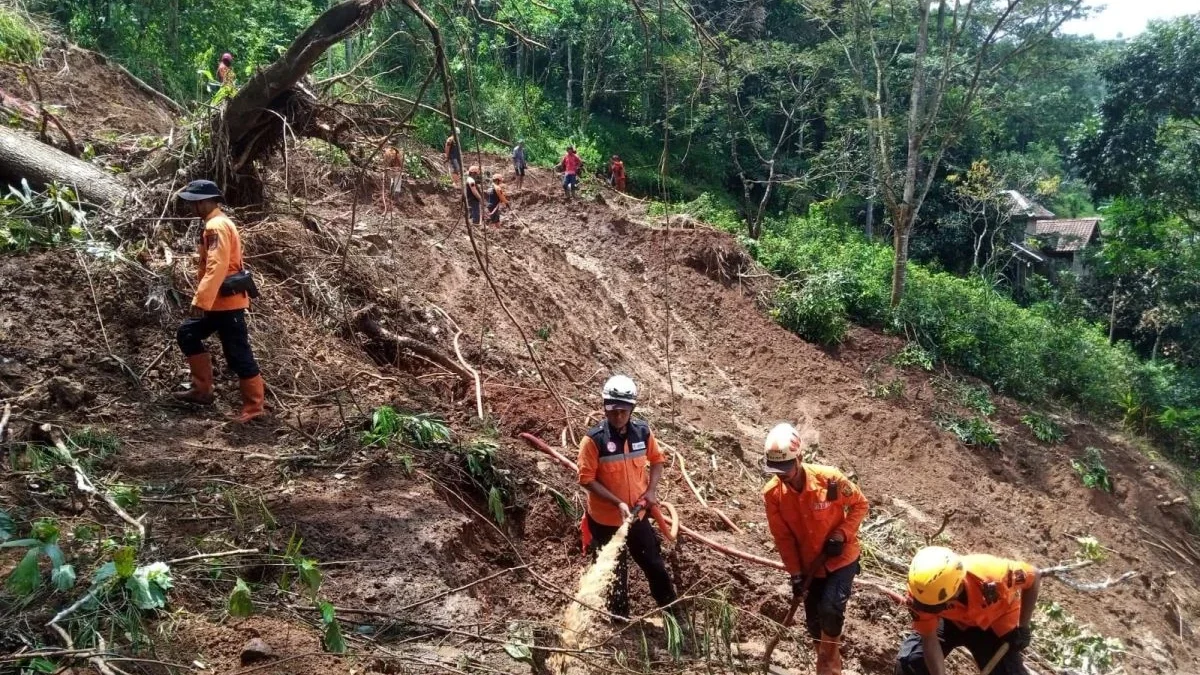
[
  {"xmin": 1012, "ymin": 569, "xmax": 1026, "ymax": 585},
  {"xmin": 841, "ymin": 482, "xmax": 854, "ymax": 497},
  {"xmin": 204, "ymin": 232, "xmax": 219, "ymax": 250}
]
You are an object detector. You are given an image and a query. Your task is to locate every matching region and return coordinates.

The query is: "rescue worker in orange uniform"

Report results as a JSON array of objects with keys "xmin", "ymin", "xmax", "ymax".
[
  {"xmin": 577, "ymin": 375, "xmax": 677, "ymax": 620},
  {"xmin": 896, "ymin": 546, "xmax": 1041, "ymax": 675},
  {"xmin": 381, "ymin": 145, "xmax": 403, "ymax": 213},
  {"xmin": 609, "ymin": 155, "xmax": 626, "ymax": 192},
  {"xmin": 763, "ymin": 423, "xmax": 869, "ymax": 675},
  {"xmin": 173, "ymin": 180, "xmax": 266, "ymax": 424}
]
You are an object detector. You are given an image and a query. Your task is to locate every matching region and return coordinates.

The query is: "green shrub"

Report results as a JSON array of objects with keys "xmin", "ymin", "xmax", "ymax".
[
  {"xmin": 1023, "ymin": 412, "xmax": 1066, "ymax": 444},
  {"xmin": 772, "ymin": 271, "xmax": 851, "ymax": 345},
  {"xmin": 941, "ymin": 416, "xmax": 999, "ymax": 448},
  {"xmin": 893, "ymin": 343, "xmax": 935, "ymax": 371},
  {"xmin": 1071, "ymin": 448, "xmax": 1113, "ymax": 492},
  {"xmin": 0, "ymin": 7, "xmax": 42, "ymax": 63}
]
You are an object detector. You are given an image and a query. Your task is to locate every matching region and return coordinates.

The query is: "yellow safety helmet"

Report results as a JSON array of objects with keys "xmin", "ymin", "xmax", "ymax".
[{"xmin": 908, "ymin": 546, "xmax": 965, "ymax": 607}]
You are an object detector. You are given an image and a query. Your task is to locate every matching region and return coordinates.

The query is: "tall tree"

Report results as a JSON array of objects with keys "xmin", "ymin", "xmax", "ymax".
[{"xmin": 810, "ymin": 0, "xmax": 1084, "ymax": 306}]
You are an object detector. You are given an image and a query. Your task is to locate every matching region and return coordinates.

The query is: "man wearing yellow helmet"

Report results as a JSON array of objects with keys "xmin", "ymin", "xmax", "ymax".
[
  {"xmin": 896, "ymin": 546, "xmax": 1041, "ymax": 675},
  {"xmin": 762, "ymin": 423, "xmax": 869, "ymax": 675}
]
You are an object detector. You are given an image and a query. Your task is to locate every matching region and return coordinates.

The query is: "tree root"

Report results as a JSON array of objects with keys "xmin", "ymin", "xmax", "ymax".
[{"xmin": 349, "ymin": 304, "xmax": 472, "ymax": 384}]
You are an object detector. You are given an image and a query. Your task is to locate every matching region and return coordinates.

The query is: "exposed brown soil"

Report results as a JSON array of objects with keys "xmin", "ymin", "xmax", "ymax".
[{"xmin": 1, "ymin": 50, "xmax": 1198, "ymax": 675}]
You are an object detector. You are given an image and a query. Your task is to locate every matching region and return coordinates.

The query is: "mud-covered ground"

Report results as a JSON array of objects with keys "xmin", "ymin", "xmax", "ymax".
[{"xmin": 1, "ymin": 45, "xmax": 1198, "ymax": 675}]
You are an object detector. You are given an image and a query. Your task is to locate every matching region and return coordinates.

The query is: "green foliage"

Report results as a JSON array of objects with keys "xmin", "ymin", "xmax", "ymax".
[
  {"xmin": 1074, "ymin": 536, "xmax": 1105, "ymax": 563},
  {"xmin": 663, "ymin": 611, "xmax": 684, "ymax": 661},
  {"xmin": 870, "ymin": 378, "xmax": 906, "ymax": 400},
  {"xmin": 1035, "ymin": 601, "xmax": 1122, "ymax": 674},
  {"xmin": 1, "ymin": 517, "xmax": 75, "ymax": 596},
  {"xmin": 1023, "ymin": 413, "xmax": 1066, "ymax": 445},
  {"xmin": 535, "ymin": 326, "xmax": 552, "ymax": 341},
  {"xmin": 941, "ymin": 416, "xmax": 999, "ymax": 449},
  {"xmin": 893, "ymin": 343, "xmax": 935, "ymax": 371},
  {"xmin": 502, "ymin": 622, "xmax": 535, "ymax": 665},
  {"xmin": 460, "ymin": 440, "xmax": 513, "ymax": 526},
  {"xmin": 0, "ymin": 6, "xmax": 43, "ymax": 63},
  {"xmin": 319, "ymin": 600, "xmax": 347, "ymax": 654},
  {"xmin": 361, "ymin": 407, "xmax": 451, "ymax": 449},
  {"xmin": 228, "ymin": 578, "xmax": 253, "ymax": 618},
  {"xmin": 126, "ymin": 562, "xmax": 172, "ymax": 609},
  {"xmin": 772, "ymin": 270, "xmax": 852, "ymax": 345},
  {"xmin": 0, "ymin": 181, "xmax": 89, "ymax": 253},
  {"xmin": 1071, "ymin": 448, "xmax": 1113, "ymax": 493},
  {"xmin": 67, "ymin": 427, "xmax": 121, "ymax": 460}
]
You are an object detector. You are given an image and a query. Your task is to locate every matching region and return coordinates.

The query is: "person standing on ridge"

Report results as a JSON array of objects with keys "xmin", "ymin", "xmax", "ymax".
[
  {"xmin": 173, "ymin": 180, "xmax": 266, "ymax": 424},
  {"xmin": 445, "ymin": 128, "xmax": 463, "ymax": 188},
  {"xmin": 763, "ymin": 422, "xmax": 869, "ymax": 675},
  {"xmin": 217, "ymin": 53, "xmax": 235, "ymax": 87},
  {"xmin": 512, "ymin": 141, "xmax": 527, "ymax": 190},
  {"xmin": 381, "ymin": 145, "xmax": 404, "ymax": 213},
  {"xmin": 609, "ymin": 155, "xmax": 626, "ymax": 192},
  {"xmin": 895, "ymin": 546, "xmax": 1041, "ymax": 675},
  {"xmin": 464, "ymin": 165, "xmax": 484, "ymax": 225},
  {"xmin": 576, "ymin": 375, "xmax": 677, "ymax": 620},
  {"xmin": 558, "ymin": 145, "xmax": 583, "ymax": 199},
  {"xmin": 486, "ymin": 175, "xmax": 508, "ymax": 227}
]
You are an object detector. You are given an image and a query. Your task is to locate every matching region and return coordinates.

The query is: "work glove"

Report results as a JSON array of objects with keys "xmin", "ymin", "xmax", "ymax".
[
  {"xmin": 789, "ymin": 573, "xmax": 807, "ymax": 598},
  {"xmin": 1009, "ymin": 625, "xmax": 1033, "ymax": 652},
  {"xmin": 822, "ymin": 536, "xmax": 845, "ymax": 558}
]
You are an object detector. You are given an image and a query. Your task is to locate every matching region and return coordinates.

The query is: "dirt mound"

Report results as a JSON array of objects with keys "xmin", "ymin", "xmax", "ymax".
[
  {"xmin": 1, "ymin": 140, "xmax": 1198, "ymax": 674},
  {"xmin": 0, "ymin": 45, "xmax": 176, "ymax": 149}
]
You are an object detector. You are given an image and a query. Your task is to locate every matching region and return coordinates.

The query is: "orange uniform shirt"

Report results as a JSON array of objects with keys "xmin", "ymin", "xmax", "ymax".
[
  {"xmin": 577, "ymin": 422, "xmax": 665, "ymax": 527},
  {"xmin": 763, "ymin": 464, "xmax": 869, "ymax": 578},
  {"xmin": 217, "ymin": 63, "xmax": 234, "ymax": 86},
  {"xmin": 911, "ymin": 554, "xmax": 1038, "ymax": 637},
  {"xmin": 193, "ymin": 209, "xmax": 249, "ymax": 313}
]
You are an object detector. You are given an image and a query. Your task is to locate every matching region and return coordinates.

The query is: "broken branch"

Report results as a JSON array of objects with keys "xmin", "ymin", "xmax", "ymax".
[
  {"xmin": 675, "ymin": 451, "xmax": 743, "ymax": 533},
  {"xmin": 43, "ymin": 425, "xmax": 146, "ymax": 542}
]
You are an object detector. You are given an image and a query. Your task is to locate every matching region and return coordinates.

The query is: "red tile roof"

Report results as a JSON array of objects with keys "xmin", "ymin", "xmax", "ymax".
[{"xmin": 1030, "ymin": 218, "xmax": 1100, "ymax": 252}]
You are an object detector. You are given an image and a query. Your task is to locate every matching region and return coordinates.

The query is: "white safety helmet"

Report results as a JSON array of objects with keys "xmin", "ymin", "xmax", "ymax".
[
  {"xmin": 602, "ymin": 375, "xmax": 638, "ymax": 410},
  {"xmin": 763, "ymin": 423, "xmax": 802, "ymax": 475}
]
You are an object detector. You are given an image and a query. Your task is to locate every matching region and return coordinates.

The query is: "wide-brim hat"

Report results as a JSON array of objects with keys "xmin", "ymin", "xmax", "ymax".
[{"xmin": 177, "ymin": 180, "xmax": 223, "ymax": 202}]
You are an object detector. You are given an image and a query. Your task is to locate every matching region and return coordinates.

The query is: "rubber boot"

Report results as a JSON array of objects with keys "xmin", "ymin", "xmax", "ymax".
[
  {"xmin": 815, "ymin": 636, "xmax": 832, "ymax": 675},
  {"xmin": 173, "ymin": 354, "xmax": 214, "ymax": 404},
  {"xmin": 823, "ymin": 633, "xmax": 843, "ymax": 675},
  {"xmin": 234, "ymin": 375, "xmax": 266, "ymax": 423}
]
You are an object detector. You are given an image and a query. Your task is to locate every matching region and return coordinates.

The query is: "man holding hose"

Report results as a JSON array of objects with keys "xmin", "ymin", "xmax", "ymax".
[
  {"xmin": 763, "ymin": 423, "xmax": 869, "ymax": 675},
  {"xmin": 577, "ymin": 375, "xmax": 677, "ymax": 621}
]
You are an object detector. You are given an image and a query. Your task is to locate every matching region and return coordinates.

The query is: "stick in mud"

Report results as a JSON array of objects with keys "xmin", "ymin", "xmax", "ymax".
[{"xmin": 551, "ymin": 514, "xmax": 634, "ymax": 674}]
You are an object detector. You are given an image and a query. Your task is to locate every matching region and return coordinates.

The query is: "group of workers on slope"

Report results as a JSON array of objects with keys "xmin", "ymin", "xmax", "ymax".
[{"xmin": 582, "ymin": 374, "xmax": 1041, "ymax": 675}]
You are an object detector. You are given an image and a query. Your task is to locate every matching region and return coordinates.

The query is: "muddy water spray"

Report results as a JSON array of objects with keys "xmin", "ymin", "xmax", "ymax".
[{"xmin": 551, "ymin": 516, "xmax": 633, "ymax": 673}]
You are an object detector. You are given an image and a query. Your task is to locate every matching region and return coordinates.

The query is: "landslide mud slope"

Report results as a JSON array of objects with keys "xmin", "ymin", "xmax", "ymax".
[{"xmin": 0, "ymin": 55, "xmax": 1197, "ymax": 675}]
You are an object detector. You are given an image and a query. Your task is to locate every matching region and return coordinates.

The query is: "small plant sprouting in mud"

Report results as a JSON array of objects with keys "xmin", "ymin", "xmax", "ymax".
[
  {"xmin": 1, "ymin": 515, "xmax": 76, "ymax": 596},
  {"xmin": 535, "ymin": 325, "xmax": 553, "ymax": 341},
  {"xmin": 1023, "ymin": 412, "xmax": 1066, "ymax": 444},
  {"xmin": 278, "ymin": 531, "xmax": 347, "ymax": 654},
  {"xmin": 463, "ymin": 440, "xmax": 513, "ymax": 526},
  {"xmin": 1035, "ymin": 601, "xmax": 1123, "ymax": 674},
  {"xmin": 1072, "ymin": 448, "xmax": 1113, "ymax": 493},
  {"xmin": 1074, "ymin": 536, "xmax": 1106, "ymax": 562},
  {"xmin": 228, "ymin": 578, "xmax": 253, "ymax": 618},
  {"xmin": 893, "ymin": 342, "xmax": 935, "ymax": 371},
  {"xmin": 663, "ymin": 610, "xmax": 685, "ymax": 661},
  {"xmin": 870, "ymin": 377, "xmax": 906, "ymax": 400},
  {"xmin": 940, "ymin": 416, "xmax": 999, "ymax": 448}
]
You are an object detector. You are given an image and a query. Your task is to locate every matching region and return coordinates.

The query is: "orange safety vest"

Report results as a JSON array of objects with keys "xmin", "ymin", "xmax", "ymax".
[
  {"xmin": 193, "ymin": 208, "xmax": 250, "ymax": 313},
  {"xmin": 763, "ymin": 464, "xmax": 869, "ymax": 577},
  {"xmin": 910, "ymin": 555, "xmax": 1038, "ymax": 637},
  {"xmin": 577, "ymin": 419, "xmax": 664, "ymax": 526}
]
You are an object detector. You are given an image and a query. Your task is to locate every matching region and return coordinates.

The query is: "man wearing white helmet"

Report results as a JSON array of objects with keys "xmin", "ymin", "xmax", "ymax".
[
  {"xmin": 762, "ymin": 423, "xmax": 869, "ymax": 675},
  {"xmin": 576, "ymin": 374, "xmax": 677, "ymax": 619}
]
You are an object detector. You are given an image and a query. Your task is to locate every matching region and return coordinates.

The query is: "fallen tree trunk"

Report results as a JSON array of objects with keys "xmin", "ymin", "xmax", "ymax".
[
  {"xmin": 0, "ymin": 126, "xmax": 126, "ymax": 206},
  {"xmin": 221, "ymin": 0, "xmax": 388, "ymax": 166},
  {"xmin": 351, "ymin": 305, "xmax": 473, "ymax": 384}
]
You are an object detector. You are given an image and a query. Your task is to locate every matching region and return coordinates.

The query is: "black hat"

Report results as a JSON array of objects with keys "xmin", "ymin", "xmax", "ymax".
[{"xmin": 177, "ymin": 180, "xmax": 223, "ymax": 202}]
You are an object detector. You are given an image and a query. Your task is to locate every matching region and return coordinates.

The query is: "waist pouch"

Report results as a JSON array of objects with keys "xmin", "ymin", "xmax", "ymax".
[{"xmin": 219, "ymin": 270, "xmax": 259, "ymax": 299}]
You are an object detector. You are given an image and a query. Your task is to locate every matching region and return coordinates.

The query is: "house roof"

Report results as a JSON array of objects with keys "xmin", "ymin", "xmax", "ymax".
[
  {"xmin": 1001, "ymin": 190, "xmax": 1056, "ymax": 220},
  {"xmin": 1030, "ymin": 218, "xmax": 1101, "ymax": 252}
]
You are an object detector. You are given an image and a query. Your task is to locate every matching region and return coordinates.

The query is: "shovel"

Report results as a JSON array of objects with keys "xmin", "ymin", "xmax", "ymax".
[{"xmin": 762, "ymin": 554, "xmax": 827, "ymax": 673}]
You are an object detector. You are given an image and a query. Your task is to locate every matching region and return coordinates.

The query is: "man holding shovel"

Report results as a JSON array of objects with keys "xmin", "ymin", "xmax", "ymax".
[
  {"xmin": 763, "ymin": 423, "xmax": 869, "ymax": 675},
  {"xmin": 577, "ymin": 375, "xmax": 677, "ymax": 621},
  {"xmin": 895, "ymin": 546, "xmax": 1040, "ymax": 675}
]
